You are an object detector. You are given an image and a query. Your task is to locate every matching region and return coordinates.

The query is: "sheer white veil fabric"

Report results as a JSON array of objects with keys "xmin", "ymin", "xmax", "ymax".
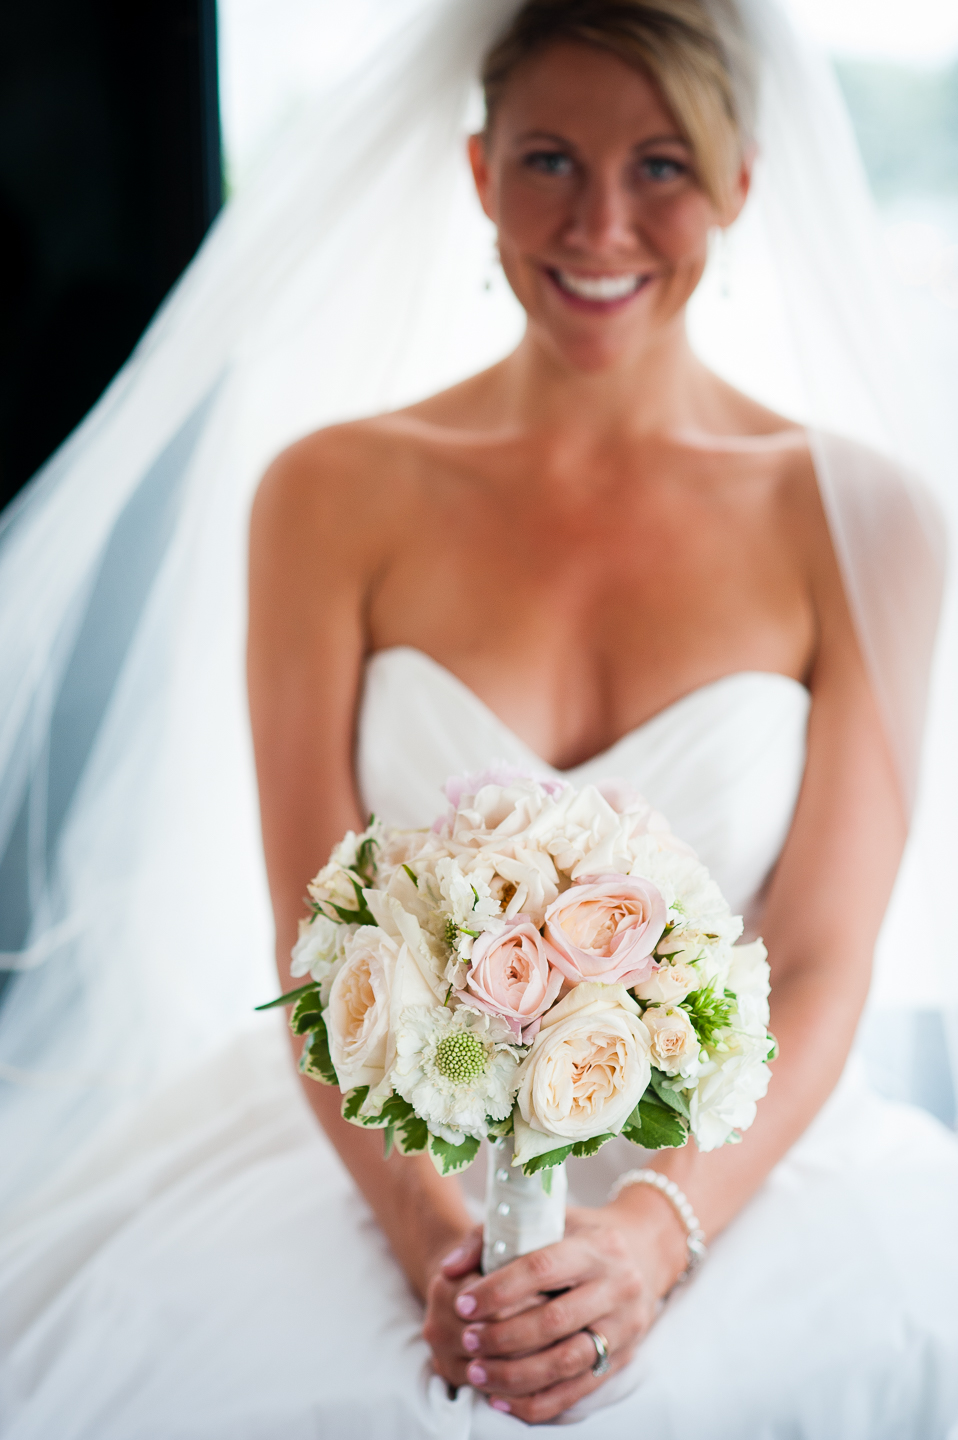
[{"xmin": 0, "ymin": 0, "xmax": 952, "ymax": 1212}]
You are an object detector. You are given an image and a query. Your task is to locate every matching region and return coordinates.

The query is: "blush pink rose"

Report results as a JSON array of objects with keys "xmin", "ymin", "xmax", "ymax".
[
  {"xmin": 543, "ymin": 874, "xmax": 666, "ymax": 988},
  {"xmin": 462, "ymin": 917, "xmax": 564, "ymax": 1041}
]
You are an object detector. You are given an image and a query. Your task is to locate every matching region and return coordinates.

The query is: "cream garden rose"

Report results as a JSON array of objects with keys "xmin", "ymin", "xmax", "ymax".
[
  {"xmin": 512, "ymin": 983, "xmax": 652, "ymax": 1164},
  {"xmin": 632, "ymin": 956, "xmax": 700, "ymax": 1004},
  {"xmin": 642, "ymin": 1004, "xmax": 700, "ymax": 1075},
  {"xmin": 543, "ymin": 874, "xmax": 666, "ymax": 987},
  {"xmin": 325, "ymin": 925, "xmax": 437, "ymax": 1108}
]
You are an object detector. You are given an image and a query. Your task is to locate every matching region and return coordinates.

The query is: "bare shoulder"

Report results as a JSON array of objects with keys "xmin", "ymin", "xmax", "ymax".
[{"xmin": 251, "ymin": 415, "xmax": 423, "ymax": 552}]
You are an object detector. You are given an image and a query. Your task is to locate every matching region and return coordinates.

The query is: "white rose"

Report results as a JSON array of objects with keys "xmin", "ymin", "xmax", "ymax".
[
  {"xmin": 362, "ymin": 890, "xmax": 447, "ymax": 998},
  {"xmin": 642, "ymin": 1005, "xmax": 700, "ymax": 1075},
  {"xmin": 689, "ymin": 1033, "xmax": 772, "ymax": 1151},
  {"xmin": 442, "ymin": 777, "xmax": 565, "ymax": 851},
  {"xmin": 512, "ymin": 983, "xmax": 651, "ymax": 1165},
  {"xmin": 632, "ymin": 958, "xmax": 699, "ymax": 1004},
  {"xmin": 459, "ymin": 847, "xmax": 560, "ymax": 926},
  {"xmin": 374, "ymin": 827, "xmax": 440, "ymax": 889},
  {"xmin": 546, "ymin": 784, "xmax": 636, "ymax": 877},
  {"xmin": 325, "ymin": 925, "xmax": 438, "ymax": 1108},
  {"xmin": 290, "ymin": 913, "xmax": 354, "ymax": 1003},
  {"xmin": 725, "ymin": 939, "xmax": 771, "ymax": 1035}
]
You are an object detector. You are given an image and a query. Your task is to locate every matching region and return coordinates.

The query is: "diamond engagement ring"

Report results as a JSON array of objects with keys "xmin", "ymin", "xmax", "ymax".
[{"xmin": 585, "ymin": 1326, "xmax": 611, "ymax": 1377}]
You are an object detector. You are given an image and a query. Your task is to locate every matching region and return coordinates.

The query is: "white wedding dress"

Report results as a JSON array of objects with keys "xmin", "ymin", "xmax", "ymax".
[{"xmin": 2, "ymin": 647, "xmax": 957, "ymax": 1440}]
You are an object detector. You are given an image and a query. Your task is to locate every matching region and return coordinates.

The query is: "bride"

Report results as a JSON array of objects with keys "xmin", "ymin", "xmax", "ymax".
[{"xmin": 2, "ymin": 0, "xmax": 957, "ymax": 1436}]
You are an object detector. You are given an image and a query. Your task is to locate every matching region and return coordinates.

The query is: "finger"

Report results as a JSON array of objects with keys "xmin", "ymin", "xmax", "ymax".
[
  {"xmin": 453, "ymin": 1238, "xmax": 599, "ymax": 1322},
  {"xmin": 463, "ymin": 1279, "xmax": 618, "ymax": 1359},
  {"xmin": 439, "ymin": 1228, "xmax": 483, "ymax": 1279},
  {"xmin": 486, "ymin": 1344, "xmax": 636, "ymax": 1425},
  {"xmin": 423, "ymin": 1273, "xmax": 485, "ymax": 1377},
  {"xmin": 465, "ymin": 1328, "xmax": 599, "ymax": 1398},
  {"xmin": 465, "ymin": 1306, "xmax": 634, "ymax": 1398}
]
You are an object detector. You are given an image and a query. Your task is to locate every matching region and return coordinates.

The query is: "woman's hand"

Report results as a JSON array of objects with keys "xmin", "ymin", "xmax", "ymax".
[{"xmin": 423, "ymin": 1195, "xmax": 688, "ymax": 1424}]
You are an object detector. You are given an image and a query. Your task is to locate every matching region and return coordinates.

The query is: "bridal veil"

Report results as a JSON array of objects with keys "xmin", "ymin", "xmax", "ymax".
[{"xmin": 0, "ymin": 0, "xmax": 953, "ymax": 1212}]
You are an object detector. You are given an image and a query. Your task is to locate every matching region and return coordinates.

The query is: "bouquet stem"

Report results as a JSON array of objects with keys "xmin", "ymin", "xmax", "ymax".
[{"xmin": 481, "ymin": 1136, "xmax": 567, "ymax": 1273}]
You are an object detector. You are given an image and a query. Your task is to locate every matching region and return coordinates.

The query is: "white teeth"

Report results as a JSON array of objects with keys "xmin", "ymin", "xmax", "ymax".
[{"xmin": 555, "ymin": 270, "xmax": 642, "ymax": 300}]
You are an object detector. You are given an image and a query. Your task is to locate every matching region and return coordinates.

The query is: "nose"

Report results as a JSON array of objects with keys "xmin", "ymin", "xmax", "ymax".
[{"xmin": 561, "ymin": 166, "xmax": 637, "ymax": 257}]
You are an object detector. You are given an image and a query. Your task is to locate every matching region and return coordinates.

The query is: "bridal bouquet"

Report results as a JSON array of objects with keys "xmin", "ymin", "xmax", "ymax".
[{"xmin": 262, "ymin": 767, "xmax": 776, "ymax": 1182}]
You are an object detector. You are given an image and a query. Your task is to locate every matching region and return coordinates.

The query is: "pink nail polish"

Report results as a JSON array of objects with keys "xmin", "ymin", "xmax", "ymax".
[
  {"xmin": 455, "ymin": 1293, "xmax": 477, "ymax": 1317},
  {"xmin": 490, "ymin": 1398, "xmax": 511, "ymax": 1413},
  {"xmin": 463, "ymin": 1329, "xmax": 481, "ymax": 1353},
  {"xmin": 467, "ymin": 1362, "xmax": 488, "ymax": 1386},
  {"xmin": 442, "ymin": 1246, "xmax": 467, "ymax": 1268}
]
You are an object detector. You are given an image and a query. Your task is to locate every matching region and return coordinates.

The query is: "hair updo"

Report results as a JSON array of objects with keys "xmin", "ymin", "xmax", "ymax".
[{"xmin": 481, "ymin": 0, "xmax": 757, "ymax": 207}]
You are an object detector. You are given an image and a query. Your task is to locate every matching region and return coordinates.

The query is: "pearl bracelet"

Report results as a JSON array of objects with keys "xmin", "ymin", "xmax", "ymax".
[{"xmin": 608, "ymin": 1168, "xmax": 708, "ymax": 1283}]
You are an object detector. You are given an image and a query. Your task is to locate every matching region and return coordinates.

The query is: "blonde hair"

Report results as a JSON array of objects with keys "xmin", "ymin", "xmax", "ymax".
[{"xmin": 481, "ymin": 0, "xmax": 756, "ymax": 207}]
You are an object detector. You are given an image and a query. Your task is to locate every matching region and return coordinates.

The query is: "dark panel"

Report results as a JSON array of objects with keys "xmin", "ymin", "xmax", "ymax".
[{"xmin": 0, "ymin": 0, "xmax": 222, "ymax": 513}]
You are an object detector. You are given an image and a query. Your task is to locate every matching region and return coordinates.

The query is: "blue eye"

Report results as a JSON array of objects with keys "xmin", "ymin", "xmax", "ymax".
[
  {"xmin": 523, "ymin": 150, "xmax": 574, "ymax": 177},
  {"xmin": 642, "ymin": 156, "xmax": 685, "ymax": 182}
]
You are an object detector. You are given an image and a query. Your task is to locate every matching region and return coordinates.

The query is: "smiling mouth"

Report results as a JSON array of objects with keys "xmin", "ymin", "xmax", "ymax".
[{"xmin": 547, "ymin": 268, "xmax": 651, "ymax": 304}]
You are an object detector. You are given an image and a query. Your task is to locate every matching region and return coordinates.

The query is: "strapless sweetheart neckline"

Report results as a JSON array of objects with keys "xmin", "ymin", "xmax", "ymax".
[{"xmin": 366, "ymin": 645, "xmax": 810, "ymax": 778}]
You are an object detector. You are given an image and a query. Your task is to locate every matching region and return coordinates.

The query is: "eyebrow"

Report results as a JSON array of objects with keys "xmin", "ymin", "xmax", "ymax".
[{"xmin": 512, "ymin": 128, "xmax": 691, "ymax": 151}]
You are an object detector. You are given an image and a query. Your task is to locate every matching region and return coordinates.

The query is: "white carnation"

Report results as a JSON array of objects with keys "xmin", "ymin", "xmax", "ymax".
[{"xmin": 391, "ymin": 1004, "xmax": 520, "ymax": 1143}]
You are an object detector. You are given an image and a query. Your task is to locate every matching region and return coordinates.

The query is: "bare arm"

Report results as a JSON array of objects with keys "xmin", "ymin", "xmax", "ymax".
[{"xmin": 247, "ymin": 437, "xmax": 474, "ymax": 1299}]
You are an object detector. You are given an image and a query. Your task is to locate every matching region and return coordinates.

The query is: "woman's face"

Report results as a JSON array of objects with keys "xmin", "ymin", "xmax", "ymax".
[{"xmin": 470, "ymin": 42, "xmax": 750, "ymax": 374}]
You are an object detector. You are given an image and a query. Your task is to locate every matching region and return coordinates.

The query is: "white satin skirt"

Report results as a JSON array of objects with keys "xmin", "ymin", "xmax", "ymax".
[{"xmin": 2, "ymin": 1015, "xmax": 957, "ymax": 1440}]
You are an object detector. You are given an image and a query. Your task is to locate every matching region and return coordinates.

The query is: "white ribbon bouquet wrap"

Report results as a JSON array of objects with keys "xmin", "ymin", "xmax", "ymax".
[{"xmin": 264, "ymin": 766, "xmax": 776, "ymax": 1272}]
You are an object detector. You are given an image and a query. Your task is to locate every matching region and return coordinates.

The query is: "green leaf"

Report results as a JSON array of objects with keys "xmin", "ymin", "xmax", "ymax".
[
  {"xmin": 290, "ymin": 988, "xmax": 325, "ymax": 1035},
  {"xmin": 649, "ymin": 1068, "xmax": 691, "ymax": 1120},
  {"xmin": 427, "ymin": 1132, "xmax": 481, "ymax": 1176},
  {"xmin": 298, "ymin": 1016, "xmax": 338, "ymax": 1086},
  {"xmin": 541, "ymin": 1166, "xmax": 553, "ymax": 1195},
  {"xmin": 356, "ymin": 1092, "xmax": 416, "ymax": 1131},
  {"xmin": 521, "ymin": 1144, "xmax": 575, "ymax": 1176},
  {"xmin": 353, "ymin": 833, "xmax": 379, "ymax": 887},
  {"xmin": 255, "ymin": 981, "xmax": 319, "ymax": 1012},
  {"xmin": 382, "ymin": 1126, "xmax": 394, "ymax": 1160},
  {"xmin": 350, "ymin": 877, "xmax": 379, "ymax": 925},
  {"xmin": 766, "ymin": 1031, "xmax": 779, "ymax": 1062},
  {"xmin": 622, "ymin": 1095, "xmax": 689, "ymax": 1150},
  {"xmin": 485, "ymin": 1114, "xmax": 514, "ymax": 1139},
  {"xmin": 401, "ymin": 864, "xmax": 419, "ymax": 887},
  {"xmin": 571, "ymin": 1132, "xmax": 615, "ymax": 1158},
  {"xmin": 520, "ymin": 1132, "xmax": 614, "ymax": 1179},
  {"xmin": 328, "ymin": 896, "xmax": 377, "ymax": 928},
  {"xmin": 395, "ymin": 1111, "xmax": 429, "ymax": 1155},
  {"xmin": 341, "ymin": 1086, "xmax": 371, "ymax": 1122}
]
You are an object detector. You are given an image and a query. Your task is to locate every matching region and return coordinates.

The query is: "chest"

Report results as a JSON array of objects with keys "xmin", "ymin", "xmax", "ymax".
[{"xmin": 371, "ymin": 450, "xmax": 810, "ymax": 663}]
